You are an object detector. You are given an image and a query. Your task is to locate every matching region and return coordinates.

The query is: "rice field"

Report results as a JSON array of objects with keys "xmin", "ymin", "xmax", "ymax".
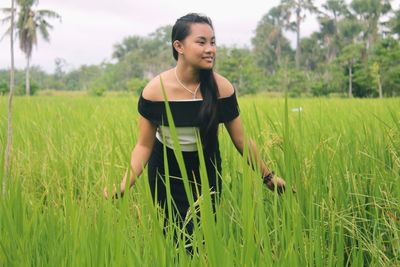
[{"xmin": 0, "ymin": 95, "xmax": 399, "ymax": 266}]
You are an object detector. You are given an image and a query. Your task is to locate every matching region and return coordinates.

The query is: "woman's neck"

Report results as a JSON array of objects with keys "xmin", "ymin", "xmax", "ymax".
[{"xmin": 175, "ymin": 61, "xmax": 200, "ymax": 85}]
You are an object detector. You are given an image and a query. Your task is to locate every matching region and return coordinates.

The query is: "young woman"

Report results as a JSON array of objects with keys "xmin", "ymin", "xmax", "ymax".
[{"xmin": 104, "ymin": 13, "xmax": 286, "ymax": 228}]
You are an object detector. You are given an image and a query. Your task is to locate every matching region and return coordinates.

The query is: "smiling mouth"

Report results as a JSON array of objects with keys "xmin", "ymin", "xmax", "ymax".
[{"xmin": 203, "ymin": 57, "xmax": 214, "ymax": 61}]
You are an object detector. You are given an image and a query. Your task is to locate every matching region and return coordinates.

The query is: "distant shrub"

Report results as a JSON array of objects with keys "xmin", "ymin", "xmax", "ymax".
[
  {"xmin": 16, "ymin": 82, "xmax": 39, "ymax": 96},
  {"xmin": 286, "ymin": 69, "xmax": 308, "ymax": 97},
  {"xmin": 88, "ymin": 82, "xmax": 107, "ymax": 96},
  {"xmin": 126, "ymin": 78, "xmax": 148, "ymax": 96},
  {"xmin": 311, "ymin": 81, "xmax": 331, "ymax": 96},
  {"xmin": 0, "ymin": 81, "xmax": 8, "ymax": 95}
]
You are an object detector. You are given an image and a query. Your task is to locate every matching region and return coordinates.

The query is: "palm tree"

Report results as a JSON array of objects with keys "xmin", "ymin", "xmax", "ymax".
[
  {"xmin": 265, "ymin": 6, "xmax": 291, "ymax": 66},
  {"xmin": 337, "ymin": 43, "xmax": 364, "ymax": 97},
  {"xmin": 323, "ymin": 0, "xmax": 349, "ymax": 24},
  {"xmin": 300, "ymin": 33, "xmax": 324, "ymax": 71},
  {"xmin": 2, "ymin": 0, "xmax": 16, "ymax": 195},
  {"xmin": 318, "ymin": 0, "xmax": 349, "ymax": 63},
  {"xmin": 388, "ymin": 7, "xmax": 400, "ymax": 38},
  {"xmin": 112, "ymin": 36, "xmax": 143, "ymax": 61},
  {"xmin": 350, "ymin": 0, "xmax": 392, "ymax": 49},
  {"xmin": 337, "ymin": 16, "xmax": 363, "ymax": 46},
  {"xmin": 252, "ymin": 7, "xmax": 293, "ymax": 74},
  {"xmin": 318, "ymin": 17, "xmax": 338, "ymax": 63},
  {"xmin": 16, "ymin": 0, "xmax": 60, "ymax": 95},
  {"xmin": 280, "ymin": 0, "xmax": 319, "ymax": 68}
]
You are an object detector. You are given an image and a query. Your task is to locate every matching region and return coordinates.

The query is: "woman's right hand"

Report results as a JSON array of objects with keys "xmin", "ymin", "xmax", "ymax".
[
  {"xmin": 264, "ymin": 175, "xmax": 286, "ymax": 195},
  {"xmin": 103, "ymin": 169, "xmax": 130, "ymax": 200}
]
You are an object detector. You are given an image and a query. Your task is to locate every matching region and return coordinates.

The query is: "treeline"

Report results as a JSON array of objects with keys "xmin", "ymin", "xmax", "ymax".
[{"xmin": 1, "ymin": 0, "xmax": 400, "ymax": 97}]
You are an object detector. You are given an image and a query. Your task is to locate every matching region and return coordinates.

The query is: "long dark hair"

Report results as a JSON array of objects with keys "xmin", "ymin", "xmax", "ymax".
[{"xmin": 171, "ymin": 13, "xmax": 219, "ymax": 153}]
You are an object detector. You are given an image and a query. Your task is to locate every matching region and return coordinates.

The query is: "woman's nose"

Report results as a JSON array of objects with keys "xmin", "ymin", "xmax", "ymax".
[{"xmin": 205, "ymin": 43, "xmax": 215, "ymax": 52}]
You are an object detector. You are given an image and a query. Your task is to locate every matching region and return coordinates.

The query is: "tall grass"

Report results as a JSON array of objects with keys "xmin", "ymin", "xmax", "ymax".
[{"xmin": 0, "ymin": 95, "xmax": 399, "ymax": 266}]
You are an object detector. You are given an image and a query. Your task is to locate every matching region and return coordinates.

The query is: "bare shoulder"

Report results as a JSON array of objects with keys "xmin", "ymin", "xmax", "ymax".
[
  {"xmin": 214, "ymin": 72, "xmax": 235, "ymax": 98},
  {"xmin": 141, "ymin": 76, "xmax": 161, "ymax": 101},
  {"xmin": 142, "ymin": 70, "xmax": 172, "ymax": 101}
]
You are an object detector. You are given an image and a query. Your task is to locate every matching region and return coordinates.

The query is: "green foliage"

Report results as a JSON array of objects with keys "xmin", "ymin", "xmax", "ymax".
[
  {"xmin": 251, "ymin": 9, "xmax": 293, "ymax": 74},
  {"xmin": 310, "ymin": 80, "xmax": 329, "ymax": 96},
  {"xmin": 267, "ymin": 67, "xmax": 309, "ymax": 96},
  {"xmin": 286, "ymin": 68, "xmax": 310, "ymax": 97},
  {"xmin": 300, "ymin": 34, "xmax": 325, "ymax": 71},
  {"xmin": 88, "ymin": 81, "xmax": 107, "ymax": 96},
  {"xmin": 337, "ymin": 42, "xmax": 365, "ymax": 64},
  {"xmin": 352, "ymin": 63, "xmax": 376, "ymax": 97},
  {"xmin": 126, "ymin": 78, "xmax": 148, "ymax": 96},
  {"xmin": 103, "ymin": 55, "xmax": 145, "ymax": 91},
  {"xmin": 111, "ymin": 25, "xmax": 174, "ymax": 78},
  {"xmin": 15, "ymin": 81, "xmax": 39, "ymax": 96},
  {"xmin": 72, "ymin": 64, "xmax": 104, "ymax": 91},
  {"xmin": 369, "ymin": 37, "xmax": 400, "ymax": 96},
  {"xmin": 319, "ymin": 63, "xmax": 347, "ymax": 96},
  {"xmin": 389, "ymin": 9, "xmax": 400, "ymax": 36},
  {"xmin": 279, "ymin": 0, "xmax": 320, "ymax": 67},
  {"xmin": 216, "ymin": 47, "xmax": 265, "ymax": 94},
  {"xmin": 0, "ymin": 80, "xmax": 9, "ymax": 95},
  {"xmin": 82, "ymin": 25, "xmax": 174, "ymax": 93},
  {"xmin": 337, "ymin": 18, "xmax": 363, "ymax": 46}
]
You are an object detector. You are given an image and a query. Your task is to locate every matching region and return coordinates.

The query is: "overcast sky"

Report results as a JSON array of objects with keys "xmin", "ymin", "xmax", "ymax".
[{"xmin": 0, "ymin": 0, "xmax": 399, "ymax": 73}]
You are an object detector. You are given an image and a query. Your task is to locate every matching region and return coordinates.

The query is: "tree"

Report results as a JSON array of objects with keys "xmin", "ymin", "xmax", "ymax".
[
  {"xmin": 299, "ymin": 33, "xmax": 324, "ymax": 71},
  {"xmin": 54, "ymin": 58, "xmax": 67, "ymax": 79},
  {"xmin": 370, "ymin": 37, "xmax": 400, "ymax": 96},
  {"xmin": 318, "ymin": 0, "xmax": 349, "ymax": 62},
  {"xmin": 216, "ymin": 46, "xmax": 264, "ymax": 94},
  {"xmin": 370, "ymin": 62, "xmax": 383, "ymax": 98},
  {"xmin": 336, "ymin": 43, "xmax": 364, "ymax": 97},
  {"xmin": 388, "ymin": 8, "xmax": 400, "ymax": 38},
  {"xmin": 15, "ymin": 0, "xmax": 60, "ymax": 95},
  {"xmin": 350, "ymin": 0, "xmax": 392, "ymax": 49},
  {"xmin": 337, "ymin": 16, "xmax": 363, "ymax": 46},
  {"xmin": 322, "ymin": 0, "xmax": 350, "ymax": 24},
  {"xmin": 264, "ymin": 6, "xmax": 290, "ymax": 66},
  {"xmin": 3, "ymin": 0, "xmax": 16, "ymax": 195},
  {"xmin": 112, "ymin": 26, "xmax": 174, "ymax": 78},
  {"xmin": 76, "ymin": 65, "xmax": 104, "ymax": 90},
  {"xmin": 112, "ymin": 36, "xmax": 143, "ymax": 61},
  {"xmin": 280, "ymin": 0, "xmax": 319, "ymax": 68},
  {"xmin": 50, "ymin": 58, "xmax": 67, "ymax": 90},
  {"xmin": 252, "ymin": 7, "xmax": 293, "ymax": 74}
]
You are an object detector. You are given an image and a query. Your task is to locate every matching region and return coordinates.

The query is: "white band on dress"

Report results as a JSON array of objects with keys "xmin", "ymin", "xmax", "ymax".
[{"xmin": 156, "ymin": 126, "xmax": 199, "ymax": 152}]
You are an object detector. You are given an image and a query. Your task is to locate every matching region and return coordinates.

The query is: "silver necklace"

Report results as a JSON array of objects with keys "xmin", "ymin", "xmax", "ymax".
[{"xmin": 174, "ymin": 67, "xmax": 200, "ymax": 99}]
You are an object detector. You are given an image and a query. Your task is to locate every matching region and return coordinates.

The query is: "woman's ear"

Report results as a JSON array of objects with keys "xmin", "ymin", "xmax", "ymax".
[{"xmin": 173, "ymin": 40, "xmax": 184, "ymax": 55}]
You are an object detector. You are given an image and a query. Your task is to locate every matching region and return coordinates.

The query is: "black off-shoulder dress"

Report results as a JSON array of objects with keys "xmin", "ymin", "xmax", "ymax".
[{"xmin": 138, "ymin": 91, "xmax": 240, "ymax": 228}]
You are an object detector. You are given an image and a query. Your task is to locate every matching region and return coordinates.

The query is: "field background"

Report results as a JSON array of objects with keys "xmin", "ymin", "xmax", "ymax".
[{"xmin": 0, "ymin": 95, "xmax": 399, "ymax": 266}]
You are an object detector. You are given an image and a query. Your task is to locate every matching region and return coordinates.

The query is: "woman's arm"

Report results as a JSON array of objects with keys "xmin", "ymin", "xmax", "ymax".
[
  {"xmin": 122, "ymin": 115, "xmax": 156, "ymax": 191},
  {"xmin": 224, "ymin": 116, "xmax": 271, "ymax": 176},
  {"xmin": 224, "ymin": 116, "xmax": 286, "ymax": 193},
  {"xmin": 104, "ymin": 115, "xmax": 156, "ymax": 199},
  {"xmin": 215, "ymin": 72, "xmax": 285, "ymax": 193}
]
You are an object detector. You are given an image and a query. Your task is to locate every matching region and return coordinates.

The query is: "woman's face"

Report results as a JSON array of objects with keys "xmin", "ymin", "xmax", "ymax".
[{"xmin": 177, "ymin": 23, "xmax": 216, "ymax": 69}]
